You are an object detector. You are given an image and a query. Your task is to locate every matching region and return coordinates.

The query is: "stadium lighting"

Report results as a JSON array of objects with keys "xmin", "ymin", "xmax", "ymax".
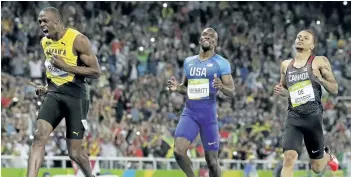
[
  {"xmin": 163, "ymin": 3, "xmax": 167, "ymax": 8},
  {"xmin": 286, "ymin": 19, "xmax": 291, "ymax": 24},
  {"xmin": 343, "ymin": 1, "xmax": 347, "ymax": 5},
  {"xmin": 316, "ymin": 20, "xmax": 321, "ymax": 25},
  {"xmin": 139, "ymin": 46, "xmax": 144, "ymax": 51},
  {"xmin": 150, "ymin": 37, "xmax": 155, "ymax": 42}
]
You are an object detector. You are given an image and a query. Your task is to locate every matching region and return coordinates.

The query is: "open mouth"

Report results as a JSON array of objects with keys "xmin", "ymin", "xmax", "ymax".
[
  {"xmin": 203, "ymin": 40, "xmax": 210, "ymax": 45},
  {"xmin": 42, "ymin": 28, "xmax": 49, "ymax": 36}
]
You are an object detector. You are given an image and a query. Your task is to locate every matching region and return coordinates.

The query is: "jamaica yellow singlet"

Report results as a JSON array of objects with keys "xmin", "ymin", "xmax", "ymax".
[{"xmin": 41, "ymin": 28, "xmax": 88, "ymax": 98}]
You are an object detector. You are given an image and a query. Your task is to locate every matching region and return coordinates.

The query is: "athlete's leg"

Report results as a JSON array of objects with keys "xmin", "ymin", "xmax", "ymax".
[
  {"xmin": 66, "ymin": 139, "xmax": 93, "ymax": 177},
  {"xmin": 27, "ymin": 93, "xmax": 63, "ymax": 177},
  {"xmin": 64, "ymin": 95, "xmax": 93, "ymax": 177},
  {"xmin": 281, "ymin": 123, "xmax": 303, "ymax": 177},
  {"xmin": 174, "ymin": 113, "xmax": 199, "ymax": 177},
  {"xmin": 303, "ymin": 112, "xmax": 338, "ymax": 174},
  {"xmin": 199, "ymin": 117, "xmax": 220, "ymax": 177}
]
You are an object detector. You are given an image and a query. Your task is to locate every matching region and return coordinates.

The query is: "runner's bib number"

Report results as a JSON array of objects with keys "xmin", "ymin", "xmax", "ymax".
[
  {"xmin": 45, "ymin": 60, "xmax": 69, "ymax": 77},
  {"xmin": 288, "ymin": 80, "xmax": 315, "ymax": 107},
  {"xmin": 187, "ymin": 79, "xmax": 209, "ymax": 100}
]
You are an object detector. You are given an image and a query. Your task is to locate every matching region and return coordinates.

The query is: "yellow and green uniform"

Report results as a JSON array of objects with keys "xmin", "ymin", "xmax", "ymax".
[{"xmin": 41, "ymin": 28, "xmax": 88, "ymax": 99}]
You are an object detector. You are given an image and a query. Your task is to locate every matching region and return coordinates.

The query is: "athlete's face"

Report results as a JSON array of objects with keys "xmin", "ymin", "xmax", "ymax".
[
  {"xmin": 38, "ymin": 11, "xmax": 59, "ymax": 38},
  {"xmin": 295, "ymin": 31, "xmax": 314, "ymax": 51},
  {"xmin": 199, "ymin": 28, "xmax": 218, "ymax": 51}
]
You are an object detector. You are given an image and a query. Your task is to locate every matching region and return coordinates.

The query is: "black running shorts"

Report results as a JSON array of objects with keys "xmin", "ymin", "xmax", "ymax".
[
  {"xmin": 282, "ymin": 110, "xmax": 324, "ymax": 159},
  {"xmin": 37, "ymin": 92, "xmax": 89, "ymax": 139}
]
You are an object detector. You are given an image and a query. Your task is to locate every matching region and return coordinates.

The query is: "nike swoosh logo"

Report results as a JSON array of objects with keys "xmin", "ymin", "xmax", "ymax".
[
  {"xmin": 288, "ymin": 71, "xmax": 296, "ymax": 74},
  {"xmin": 208, "ymin": 142, "xmax": 216, "ymax": 145},
  {"xmin": 312, "ymin": 150, "xmax": 320, "ymax": 153}
]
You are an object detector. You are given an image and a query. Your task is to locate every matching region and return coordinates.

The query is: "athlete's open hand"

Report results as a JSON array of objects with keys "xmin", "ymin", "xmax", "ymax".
[
  {"xmin": 167, "ymin": 76, "xmax": 178, "ymax": 91},
  {"xmin": 30, "ymin": 82, "xmax": 48, "ymax": 96},
  {"xmin": 212, "ymin": 73, "xmax": 223, "ymax": 89},
  {"xmin": 51, "ymin": 54, "xmax": 68, "ymax": 70},
  {"xmin": 273, "ymin": 83, "xmax": 284, "ymax": 95}
]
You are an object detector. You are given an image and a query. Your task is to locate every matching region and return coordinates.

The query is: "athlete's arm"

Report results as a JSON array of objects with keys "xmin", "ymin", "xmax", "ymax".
[
  {"xmin": 317, "ymin": 56, "xmax": 338, "ymax": 95},
  {"xmin": 176, "ymin": 76, "xmax": 188, "ymax": 95},
  {"xmin": 214, "ymin": 58, "xmax": 235, "ymax": 97},
  {"xmin": 216, "ymin": 74, "xmax": 235, "ymax": 98},
  {"xmin": 63, "ymin": 34, "xmax": 101, "ymax": 79},
  {"xmin": 274, "ymin": 60, "xmax": 289, "ymax": 97}
]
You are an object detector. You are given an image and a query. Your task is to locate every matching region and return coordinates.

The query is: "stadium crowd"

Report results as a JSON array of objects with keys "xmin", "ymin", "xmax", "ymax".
[{"xmin": 1, "ymin": 1, "xmax": 351, "ymax": 169}]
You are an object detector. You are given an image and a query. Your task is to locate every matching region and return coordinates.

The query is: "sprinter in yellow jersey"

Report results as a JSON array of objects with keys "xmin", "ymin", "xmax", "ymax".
[{"xmin": 27, "ymin": 7, "xmax": 100, "ymax": 177}]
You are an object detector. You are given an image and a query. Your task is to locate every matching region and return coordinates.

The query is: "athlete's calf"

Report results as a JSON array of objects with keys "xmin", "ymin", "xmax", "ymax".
[
  {"xmin": 27, "ymin": 120, "xmax": 53, "ymax": 177},
  {"xmin": 281, "ymin": 150, "xmax": 298, "ymax": 177},
  {"xmin": 67, "ymin": 139, "xmax": 93, "ymax": 177},
  {"xmin": 174, "ymin": 137, "xmax": 196, "ymax": 177},
  {"xmin": 205, "ymin": 151, "xmax": 221, "ymax": 177}
]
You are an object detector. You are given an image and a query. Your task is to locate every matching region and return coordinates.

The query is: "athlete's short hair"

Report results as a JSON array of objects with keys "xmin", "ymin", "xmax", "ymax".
[{"xmin": 41, "ymin": 7, "xmax": 61, "ymax": 20}]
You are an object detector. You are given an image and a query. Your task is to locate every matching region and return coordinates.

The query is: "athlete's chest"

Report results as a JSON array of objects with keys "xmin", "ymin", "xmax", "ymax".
[
  {"xmin": 185, "ymin": 60, "xmax": 218, "ymax": 78},
  {"xmin": 286, "ymin": 67, "xmax": 311, "ymax": 83},
  {"xmin": 44, "ymin": 40, "xmax": 70, "ymax": 57}
]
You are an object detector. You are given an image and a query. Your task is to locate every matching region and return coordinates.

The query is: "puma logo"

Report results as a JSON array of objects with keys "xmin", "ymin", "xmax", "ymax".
[{"xmin": 73, "ymin": 131, "xmax": 79, "ymax": 136}]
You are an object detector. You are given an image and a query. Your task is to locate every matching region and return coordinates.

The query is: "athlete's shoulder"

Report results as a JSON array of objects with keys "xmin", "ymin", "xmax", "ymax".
[
  {"xmin": 68, "ymin": 28, "xmax": 82, "ymax": 35},
  {"xmin": 213, "ymin": 54, "xmax": 230, "ymax": 66},
  {"xmin": 184, "ymin": 55, "xmax": 198, "ymax": 64},
  {"xmin": 281, "ymin": 59, "xmax": 293, "ymax": 66},
  {"xmin": 313, "ymin": 56, "xmax": 332, "ymax": 68},
  {"xmin": 213, "ymin": 54, "xmax": 230, "ymax": 64},
  {"xmin": 213, "ymin": 54, "xmax": 231, "ymax": 74},
  {"xmin": 213, "ymin": 54, "xmax": 228, "ymax": 61},
  {"xmin": 314, "ymin": 55, "xmax": 329, "ymax": 62},
  {"xmin": 280, "ymin": 59, "xmax": 293, "ymax": 74}
]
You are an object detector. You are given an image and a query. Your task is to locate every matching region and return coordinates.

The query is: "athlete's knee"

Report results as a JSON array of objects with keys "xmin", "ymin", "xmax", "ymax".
[
  {"xmin": 205, "ymin": 152, "xmax": 219, "ymax": 170},
  {"xmin": 174, "ymin": 145, "xmax": 188, "ymax": 159},
  {"xmin": 311, "ymin": 161, "xmax": 324, "ymax": 174},
  {"xmin": 32, "ymin": 131, "xmax": 47, "ymax": 146},
  {"xmin": 283, "ymin": 150, "xmax": 298, "ymax": 168},
  {"xmin": 174, "ymin": 146, "xmax": 187, "ymax": 158},
  {"xmin": 32, "ymin": 120, "xmax": 52, "ymax": 145},
  {"xmin": 174, "ymin": 138, "xmax": 190, "ymax": 157},
  {"xmin": 68, "ymin": 148, "xmax": 81, "ymax": 162},
  {"xmin": 206, "ymin": 157, "xmax": 219, "ymax": 170}
]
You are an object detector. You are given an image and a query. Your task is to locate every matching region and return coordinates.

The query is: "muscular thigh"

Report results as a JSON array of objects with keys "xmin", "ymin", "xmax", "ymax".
[
  {"xmin": 61, "ymin": 94, "xmax": 90, "ymax": 139},
  {"xmin": 174, "ymin": 112, "xmax": 199, "ymax": 143},
  {"xmin": 283, "ymin": 112, "xmax": 304, "ymax": 155},
  {"xmin": 37, "ymin": 92, "xmax": 64, "ymax": 129},
  {"xmin": 302, "ymin": 111, "xmax": 324, "ymax": 159},
  {"xmin": 198, "ymin": 111, "xmax": 219, "ymax": 151}
]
